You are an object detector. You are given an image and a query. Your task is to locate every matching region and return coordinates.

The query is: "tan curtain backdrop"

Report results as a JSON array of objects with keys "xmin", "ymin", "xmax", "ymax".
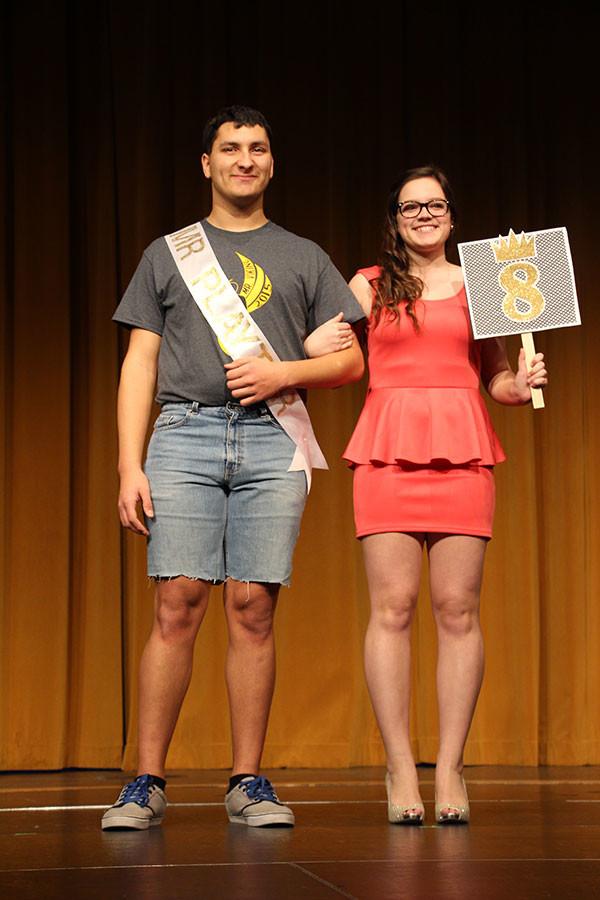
[{"xmin": 1, "ymin": 3, "xmax": 598, "ymax": 770}]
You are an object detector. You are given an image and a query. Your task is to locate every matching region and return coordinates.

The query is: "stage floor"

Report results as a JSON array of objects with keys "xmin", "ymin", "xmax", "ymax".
[{"xmin": 1, "ymin": 766, "xmax": 599, "ymax": 899}]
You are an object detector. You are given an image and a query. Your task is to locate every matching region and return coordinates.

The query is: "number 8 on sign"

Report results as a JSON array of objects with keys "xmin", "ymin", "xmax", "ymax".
[
  {"xmin": 499, "ymin": 261, "xmax": 546, "ymax": 323},
  {"xmin": 458, "ymin": 224, "xmax": 581, "ymax": 410}
]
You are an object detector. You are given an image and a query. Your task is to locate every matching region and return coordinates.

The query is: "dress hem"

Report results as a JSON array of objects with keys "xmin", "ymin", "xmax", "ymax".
[
  {"xmin": 356, "ymin": 525, "xmax": 492, "ymax": 540},
  {"xmin": 344, "ymin": 457, "xmax": 504, "ymax": 469}
]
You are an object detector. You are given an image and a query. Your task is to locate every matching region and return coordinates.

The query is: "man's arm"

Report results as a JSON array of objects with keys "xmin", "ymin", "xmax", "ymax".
[
  {"xmin": 225, "ymin": 337, "xmax": 364, "ymax": 405},
  {"xmin": 117, "ymin": 328, "xmax": 161, "ymax": 534}
]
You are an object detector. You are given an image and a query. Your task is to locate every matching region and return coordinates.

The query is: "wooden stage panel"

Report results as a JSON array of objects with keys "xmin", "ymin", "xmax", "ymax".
[
  {"xmin": 303, "ymin": 860, "xmax": 600, "ymax": 900},
  {"xmin": 0, "ymin": 864, "xmax": 345, "ymax": 900},
  {"xmin": 1, "ymin": 767, "xmax": 599, "ymax": 898}
]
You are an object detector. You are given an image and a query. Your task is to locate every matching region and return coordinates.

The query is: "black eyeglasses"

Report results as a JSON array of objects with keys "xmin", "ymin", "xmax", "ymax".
[{"xmin": 396, "ymin": 199, "xmax": 450, "ymax": 218}]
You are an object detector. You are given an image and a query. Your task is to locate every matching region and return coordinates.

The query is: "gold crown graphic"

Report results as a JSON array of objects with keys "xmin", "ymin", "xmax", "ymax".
[{"xmin": 492, "ymin": 229, "xmax": 536, "ymax": 263}]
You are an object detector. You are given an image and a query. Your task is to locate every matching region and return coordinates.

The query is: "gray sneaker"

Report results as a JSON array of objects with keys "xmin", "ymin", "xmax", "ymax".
[
  {"xmin": 101, "ymin": 774, "xmax": 167, "ymax": 830},
  {"xmin": 225, "ymin": 775, "xmax": 295, "ymax": 827}
]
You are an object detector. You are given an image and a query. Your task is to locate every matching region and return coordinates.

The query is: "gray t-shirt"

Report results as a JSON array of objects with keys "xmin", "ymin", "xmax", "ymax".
[{"xmin": 113, "ymin": 219, "xmax": 364, "ymax": 405}]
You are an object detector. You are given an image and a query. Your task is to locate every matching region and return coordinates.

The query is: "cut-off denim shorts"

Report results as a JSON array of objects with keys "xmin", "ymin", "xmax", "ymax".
[{"xmin": 144, "ymin": 401, "xmax": 308, "ymax": 586}]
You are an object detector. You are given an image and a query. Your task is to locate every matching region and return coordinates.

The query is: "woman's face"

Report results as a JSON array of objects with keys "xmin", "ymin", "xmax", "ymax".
[{"xmin": 395, "ymin": 176, "xmax": 452, "ymax": 255}]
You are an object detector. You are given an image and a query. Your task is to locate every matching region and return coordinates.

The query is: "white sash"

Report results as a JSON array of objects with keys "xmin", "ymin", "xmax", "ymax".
[{"xmin": 164, "ymin": 221, "xmax": 327, "ymax": 490}]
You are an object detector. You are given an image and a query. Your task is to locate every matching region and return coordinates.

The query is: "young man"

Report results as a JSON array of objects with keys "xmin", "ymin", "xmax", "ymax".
[{"xmin": 102, "ymin": 106, "xmax": 364, "ymax": 830}]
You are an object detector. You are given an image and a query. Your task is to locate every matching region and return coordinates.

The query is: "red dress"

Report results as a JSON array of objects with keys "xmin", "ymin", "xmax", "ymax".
[{"xmin": 344, "ymin": 266, "xmax": 505, "ymax": 539}]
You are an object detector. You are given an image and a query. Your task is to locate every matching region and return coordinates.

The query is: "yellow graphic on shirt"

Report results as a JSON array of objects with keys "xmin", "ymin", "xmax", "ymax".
[
  {"xmin": 234, "ymin": 252, "xmax": 272, "ymax": 311},
  {"xmin": 219, "ymin": 253, "xmax": 272, "ymax": 354}
]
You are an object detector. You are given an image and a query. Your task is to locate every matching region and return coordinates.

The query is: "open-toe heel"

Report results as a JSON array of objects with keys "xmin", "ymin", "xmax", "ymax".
[
  {"xmin": 385, "ymin": 772, "xmax": 425, "ymax": 825},
  {"xmin": 435, "ymin": 775, "xmax": 470, "ymax": 825}
]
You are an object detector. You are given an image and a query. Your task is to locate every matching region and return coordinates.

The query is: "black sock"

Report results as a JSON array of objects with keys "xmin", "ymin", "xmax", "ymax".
[
  {"xmin": 228, "ymin": 773, "xmax": 256, "ymax": 792},
  {"xmin": 148, "ymin": 774, "xmax": 166, "ymax": 792}
]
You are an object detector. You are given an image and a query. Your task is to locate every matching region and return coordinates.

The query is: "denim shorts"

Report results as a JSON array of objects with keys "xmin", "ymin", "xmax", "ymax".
[{"xmin": 144, "ymin": 401, "xmax": 308, "ymax": 586}]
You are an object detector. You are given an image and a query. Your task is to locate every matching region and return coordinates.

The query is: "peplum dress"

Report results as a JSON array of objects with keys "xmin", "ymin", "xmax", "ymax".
[{"xmin": 343, "ymin": 266, "xmax": 506, "ymax": 539}]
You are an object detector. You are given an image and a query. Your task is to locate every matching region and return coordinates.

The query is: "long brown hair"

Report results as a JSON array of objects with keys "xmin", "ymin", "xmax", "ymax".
[{"xmin": 373, "ymin": 165, "xmax": 457, "ymax": 329}]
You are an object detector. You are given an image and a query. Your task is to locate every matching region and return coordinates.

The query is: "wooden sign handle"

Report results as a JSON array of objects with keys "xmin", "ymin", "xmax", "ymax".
[{"xmin": 521, "ymin": 332, "xmax": 545, "ymax": 410}]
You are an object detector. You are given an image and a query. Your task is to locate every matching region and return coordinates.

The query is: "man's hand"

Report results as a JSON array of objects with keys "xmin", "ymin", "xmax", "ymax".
[
  {"xmin": 225, "ymin": 357, "xmax": 289, "ymax": 405},
  {"xmin": 118, "ymin": 467, "xmax": 154, "ymax": 536}
]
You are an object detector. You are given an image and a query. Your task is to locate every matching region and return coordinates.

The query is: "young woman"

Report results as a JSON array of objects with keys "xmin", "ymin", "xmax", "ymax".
[{"xmin": 343, "ymin": 166, "xmax": 547, "ymax": 824}]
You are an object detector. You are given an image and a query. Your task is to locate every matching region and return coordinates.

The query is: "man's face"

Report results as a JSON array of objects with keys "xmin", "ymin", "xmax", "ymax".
[{"xmin": 201, "ymin": 123, "xmax": 274, "ymax": 206}]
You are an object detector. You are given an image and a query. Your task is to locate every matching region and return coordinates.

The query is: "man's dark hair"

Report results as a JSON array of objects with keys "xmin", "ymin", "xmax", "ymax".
[{"xmin": 202, "ymin": 106, "xmax": 273, "ymax": 155}]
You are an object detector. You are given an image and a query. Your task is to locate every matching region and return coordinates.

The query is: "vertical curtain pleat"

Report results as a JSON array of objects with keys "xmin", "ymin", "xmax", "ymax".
[
  {"xmin": 3, "ymin": 6, "xmax": 71, "ymax": 768},
  {"xmin": 64, "ymin": 4, "xmax": 123, "ymax": 767}
]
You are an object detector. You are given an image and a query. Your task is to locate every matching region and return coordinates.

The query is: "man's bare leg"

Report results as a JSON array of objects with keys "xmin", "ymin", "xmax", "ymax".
[
  {"xmin": 223, "ymin": 580, "xmax": 279, "ymax": 776},
  {"xmin": 137, "ymin": 576, "xmax": 212, "ymax": 778}
]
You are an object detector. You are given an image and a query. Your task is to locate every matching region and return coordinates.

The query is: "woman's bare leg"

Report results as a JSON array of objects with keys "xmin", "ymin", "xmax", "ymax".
[
  {"xmin": 428, "ymin": 533, "xmax": 487, "ymax": 812},
  {"xmin": 362, "ymin": 532, "xmax": 425, "ymax": 808}
]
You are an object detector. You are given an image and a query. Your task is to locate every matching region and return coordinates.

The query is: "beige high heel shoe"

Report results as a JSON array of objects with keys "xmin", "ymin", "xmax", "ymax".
[
  {"xmin": 385, "ymin": 772, "xmax": 425, "ymax": 825},
  {"xmin": 435, "ymin": 775, "xmax": 470, "ymax": 825}
]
